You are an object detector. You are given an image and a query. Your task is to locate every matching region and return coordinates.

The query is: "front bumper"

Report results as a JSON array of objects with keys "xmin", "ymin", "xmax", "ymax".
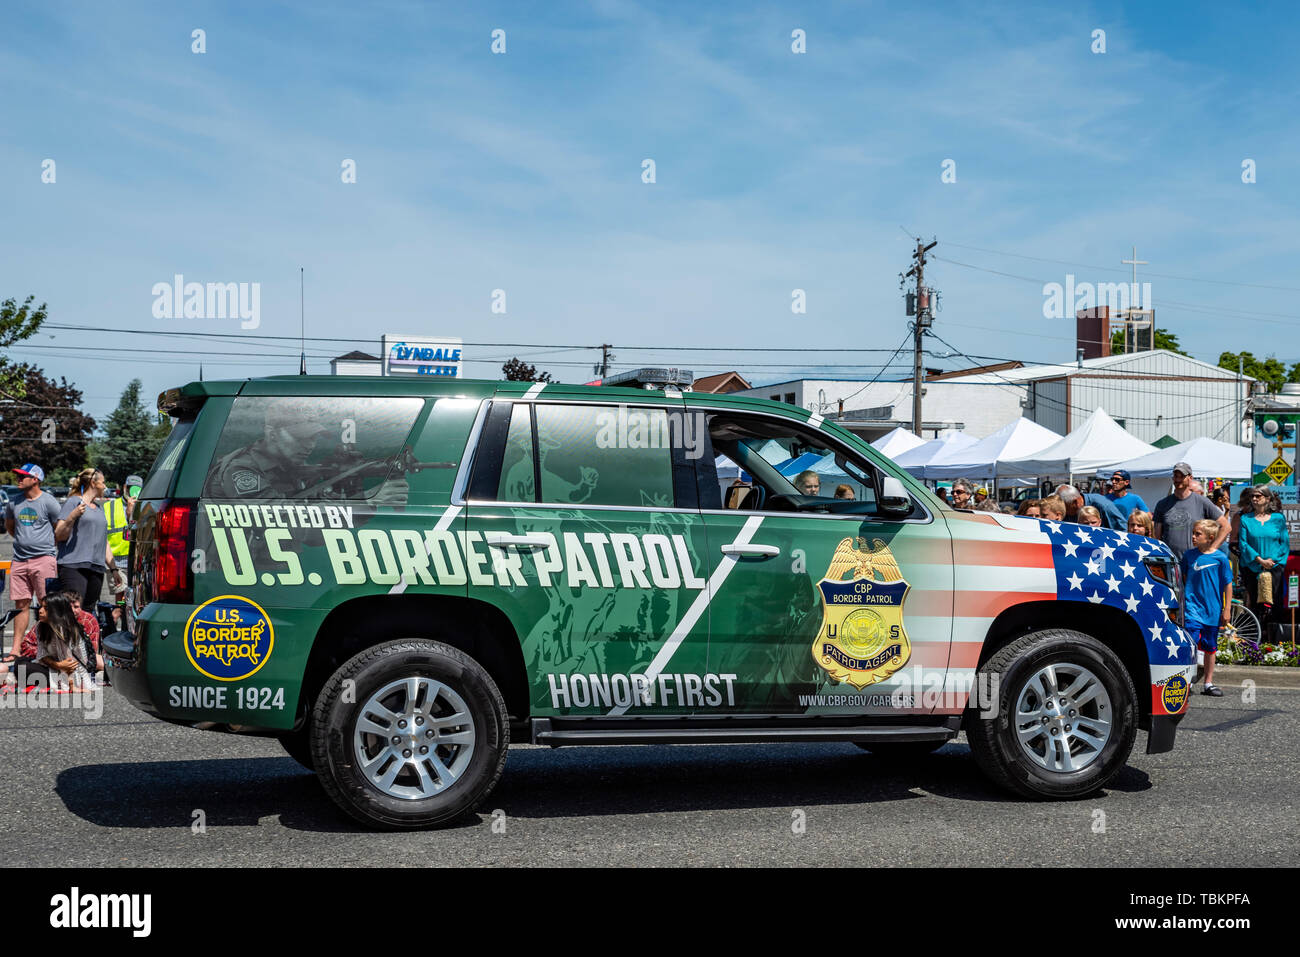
[{"xmin": 1146, "ymin": 712, "xmax": 1184, "ymax": 754}]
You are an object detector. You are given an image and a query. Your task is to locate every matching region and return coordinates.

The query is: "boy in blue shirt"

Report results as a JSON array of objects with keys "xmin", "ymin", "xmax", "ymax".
[{"xmin": 1180, "ymin": 519, "xmax": 1233, "ymax": 697}]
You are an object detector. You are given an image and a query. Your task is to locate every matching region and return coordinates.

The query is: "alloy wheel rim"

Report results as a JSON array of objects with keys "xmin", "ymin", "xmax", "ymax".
[
  {"xmin": 353, "ymin": 676, "xmax": 476, "ymax": 800},
  {"xmin": 1013, "ymin": 663, "xmax": 1112, "ymax": 773}
]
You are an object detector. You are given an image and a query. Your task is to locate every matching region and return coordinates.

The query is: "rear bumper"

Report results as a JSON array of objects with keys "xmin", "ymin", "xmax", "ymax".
[
  {"xmin": 104, "ymin": 601, "xmax": 301, "ymax": 731},
  {"xmin": 103, "ymin": 628, "xmax": 158, "ymax": 716}
]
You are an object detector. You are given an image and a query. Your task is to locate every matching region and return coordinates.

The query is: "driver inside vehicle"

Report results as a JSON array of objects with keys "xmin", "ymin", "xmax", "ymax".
[
  {"xmin": 793, "ymin": 470, "xmax": 822, "ymax": 496},
  {"xmin": 708, "ymin": 417, "xmax": 884, "ymax": 517}
]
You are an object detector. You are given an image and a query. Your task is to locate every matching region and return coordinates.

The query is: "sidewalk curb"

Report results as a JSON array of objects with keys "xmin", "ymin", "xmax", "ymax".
[{"xmin": 1212, "ymin": 664, "xmax": 1300, "ymax": 689}]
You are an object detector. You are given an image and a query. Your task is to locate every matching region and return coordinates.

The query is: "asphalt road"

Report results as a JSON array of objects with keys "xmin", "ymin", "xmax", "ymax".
[{"xmin": 2, "ymin": 685, "xmax": 1296, "ymax": 867}]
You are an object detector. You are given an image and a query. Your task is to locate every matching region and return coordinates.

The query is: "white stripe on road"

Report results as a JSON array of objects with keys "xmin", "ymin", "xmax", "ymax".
[
  {"xmin": 389, "ymin": 504, "xmax": 463, "ymax": 594},
  {"xmin": 607, "ymin": 515, "xmax": 765, "ymax": 716}
]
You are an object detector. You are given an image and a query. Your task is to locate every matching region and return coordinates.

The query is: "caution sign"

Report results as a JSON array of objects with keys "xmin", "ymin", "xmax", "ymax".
[{"xmin": 1265, "ymin": 455, "xmax": 1294, "ymax": 485}]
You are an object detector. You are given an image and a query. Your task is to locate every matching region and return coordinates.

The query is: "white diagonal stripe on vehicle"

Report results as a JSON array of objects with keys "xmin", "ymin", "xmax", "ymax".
[
  {"xmin": 523, "ymin": 382, "xmax": 546, "ymax": 399},
  {"xmin": 953, "ymin": 566, "xmax": 1058, "ymax": 592},
  {"xmin": 389, "ymin": 504, "xmax": 463, "ymax": 595},
  {"xmin": 606, "ymin": 514, "xmax": 765, "ymax": 717}
]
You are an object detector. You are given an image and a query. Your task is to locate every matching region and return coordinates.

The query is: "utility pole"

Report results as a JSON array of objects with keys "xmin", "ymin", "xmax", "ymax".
[
  {"xmin": 298, "ymin": 266, "xmax": 307, "ymax": 375},
  {"xmin": 595, "ymin": 344, "xmax": 614, "ymax": 381},
  {"xmin": 1238, "ymin": 355, "xmax": 1244, "ymax": 446},
  {"xmin": 905, "ymin": 239, "xmax": 937, "ymax": 434}
]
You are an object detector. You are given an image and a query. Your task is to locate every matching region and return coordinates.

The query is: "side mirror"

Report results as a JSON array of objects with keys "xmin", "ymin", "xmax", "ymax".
[{"xmin": 879, "ymin": 476, "xmax": 913, "ymax": 517}]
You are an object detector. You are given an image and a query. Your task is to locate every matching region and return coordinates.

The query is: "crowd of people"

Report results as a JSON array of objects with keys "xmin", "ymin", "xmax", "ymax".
[
  {"xmin": 943, "ymin": 463, "xmax": 1291, "ymax": 697},
  {"xmin": 2, "ymin": 462, "xmax": 141, "ymax": 691}
]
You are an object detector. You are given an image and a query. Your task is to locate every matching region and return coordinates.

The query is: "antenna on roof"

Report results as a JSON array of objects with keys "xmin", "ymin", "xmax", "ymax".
[{"xmin": 299, "ymin": 267, "xmax": 307, "ymax": 375}]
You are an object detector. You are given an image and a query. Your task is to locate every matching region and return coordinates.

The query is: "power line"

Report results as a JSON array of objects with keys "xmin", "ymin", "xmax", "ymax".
[
  {"xmin": 924, "ymin": 329, "xmax": 1242, "ymax": 424},
  {"xmin": 814, "ymin": 332, "xmax": 915, "ymax": 409},
  {"xmin": 943, "ymin": 239, "xmax": 1300, "ymax": 293},
  {"xmin": 934, "ymin": 255, "xmax": 1300, "ymax": 329},
  {"xmin": 39, "ymin": 323, "xmax": 923, "ymax": 354}
]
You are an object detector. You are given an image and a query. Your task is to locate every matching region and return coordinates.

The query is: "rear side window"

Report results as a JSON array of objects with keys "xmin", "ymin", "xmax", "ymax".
[
  {"xmin": 535, "ymin": 404, "xmax": 675, "ymax": 508},
  {"xmin": 498, "ymin": 403, "xmax": 536, "ymax": 502},
  {"xmin": 203, "ymin": 396, "xmax": 423, "ymax": 501},
  {"xmin": 468, "ymin": 401, "xmax": 692, "ymax": 509},
  {"xmin": 140, "ymin": 417, "xmax": 196, "ymax": 499}
]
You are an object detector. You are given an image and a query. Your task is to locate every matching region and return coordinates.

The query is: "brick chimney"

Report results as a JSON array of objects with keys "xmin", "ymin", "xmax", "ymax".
[{"xmin": 1076, "ymin": 306, "xmax": 1111, "ymax": 360}]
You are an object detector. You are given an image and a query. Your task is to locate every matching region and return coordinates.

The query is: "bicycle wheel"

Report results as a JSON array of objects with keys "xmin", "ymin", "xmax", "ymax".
[{"xmin": 1228, "ymin": 601, "xmax": 1262, "ymax": 646}]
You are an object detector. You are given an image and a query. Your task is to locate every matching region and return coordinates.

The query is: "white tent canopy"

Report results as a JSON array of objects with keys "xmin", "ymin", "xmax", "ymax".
[
  {"xmin": 1094, "ymin": 436, "xmax": 1253, "ymax": 480},
  {"xmin": 870, "ymin": 427, "xmax": 925, "ymax": 459},
  {"xmin": 999, "ymin": 408, "xmax": 1157, "ymax": 476},
  {"xmin": 924, "ymin": 417, "xmax": 1063, "ymax": 479},
  {"xmin": 892, "ymin": 430, "xmax": 978, "ymax": 476}
]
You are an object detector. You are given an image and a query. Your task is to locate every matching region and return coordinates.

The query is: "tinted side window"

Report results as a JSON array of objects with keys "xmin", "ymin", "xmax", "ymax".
[
  {"xmin": 204, "ymin": 396, "xmax": 423, "ymax": 501},
  {"xmin": 498, "ymin": 403, "xmax": 536, "ymax": 502},
  {"xmin": 535, "ymin": 404, "xmax": 675, "ymax": 508}
]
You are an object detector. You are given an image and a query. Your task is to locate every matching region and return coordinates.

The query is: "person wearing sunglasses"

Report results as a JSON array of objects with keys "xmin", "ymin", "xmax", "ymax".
[
  {"xmin": 1105, "ymin": 469, "xmax": 1147, "ymax": 515},
  {"xmin": 1238, "ymin": 484, "xmax": 1290, "ymax": 623},
  {"xmin": 949, "ymin": 479, "xmax": 973, "ymax": 509}
]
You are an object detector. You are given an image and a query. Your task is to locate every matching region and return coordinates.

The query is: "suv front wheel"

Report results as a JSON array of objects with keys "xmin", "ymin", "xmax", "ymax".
[
  {"xmin": 311, "ymin": 639, "xmax": 510, "ymax": 830},
  {"xmin": 968, "ymin": 629, "xmax": 1137, "ymax": 799}
]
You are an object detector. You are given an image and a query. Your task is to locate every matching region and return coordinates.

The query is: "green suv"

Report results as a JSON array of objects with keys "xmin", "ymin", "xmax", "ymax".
[{"xmin": 107, "ymin": 375, "xmax": 1193, "ymax": 829}]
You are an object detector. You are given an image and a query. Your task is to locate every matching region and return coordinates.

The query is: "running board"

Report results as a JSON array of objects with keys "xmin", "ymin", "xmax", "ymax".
[{"xmin": 530, "ymin": 719, "xmax": 957, "ymax": 747}]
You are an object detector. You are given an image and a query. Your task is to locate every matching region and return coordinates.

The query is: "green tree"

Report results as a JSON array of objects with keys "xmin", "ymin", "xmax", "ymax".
[
  {"xmin": 0, "ymin": 295, "xmax": 48, "ymax": 397},
  {"xmin": 1110, "ymin": 327, "xmax": 1187, "ymax": 355},
  {"xmin": 1217, "ymin": 351, "xmax": 1296, "ymax": 393},
  {"xmin": 501, "ymin": 357, "xmax": 555, "ymax": 383},
  {"xmin": 0, "ymin": 363, "xmax": 96, "ymax": 482},
  {"xmin": 88, "ymin": 379, "xmax": 170, "ymax": 483}
]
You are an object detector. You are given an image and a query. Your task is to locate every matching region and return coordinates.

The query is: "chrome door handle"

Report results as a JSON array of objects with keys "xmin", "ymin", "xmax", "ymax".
[
  {"xmin": 720, "ymin": 543, "xmax": 780, "ymax": 558},
  {"xmin": 484, "ymin": 532, "xmax": 551, "ymax": 548}
]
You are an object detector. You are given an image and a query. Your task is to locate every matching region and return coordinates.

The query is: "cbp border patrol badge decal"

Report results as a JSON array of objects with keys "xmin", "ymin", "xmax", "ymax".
[
  {"xmin": 1162, "ymin": 674, "xmax": 1189, "ymax": 713},
  {"xmin": 184, "ymin": 595, "xmax": 275, "ymax": 681},
  {"xmin": 812, "ymin": 537, "xmax": 911, "ymax": 689}
]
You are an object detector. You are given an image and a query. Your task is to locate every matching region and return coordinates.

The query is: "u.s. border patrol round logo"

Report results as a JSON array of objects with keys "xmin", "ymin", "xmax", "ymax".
[
  {"xmin": 1162, "ymin": 675, "xmax": 1189, "ymax": 713},
  {"xmin": 184, "ymin": 595, "xmax": 274, "ymax": 681}
]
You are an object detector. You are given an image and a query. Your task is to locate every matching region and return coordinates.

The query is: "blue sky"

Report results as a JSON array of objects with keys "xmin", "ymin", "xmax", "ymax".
[{"xmin": 3, "ymin": 0, "xmax": 1299, "ymax": 423}]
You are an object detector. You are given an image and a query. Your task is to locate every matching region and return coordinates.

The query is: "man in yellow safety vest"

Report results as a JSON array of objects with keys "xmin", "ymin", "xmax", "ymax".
[{"xmin": 103, "ymin": 474, "xmax": 141, "ymax": 628}]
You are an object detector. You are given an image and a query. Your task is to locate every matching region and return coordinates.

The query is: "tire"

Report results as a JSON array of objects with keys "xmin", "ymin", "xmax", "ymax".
[
  {"xmin": 311, "ymin": 639, "xmax": 510, "ymax": 830},
  {"xmin": 967, "ymin": 628, "xmax": 1136, "ymax": 799},
  {"xmin": 276, "ymin": 724, "xmax": 315, "ymax": 771},
  {"xmin": 853, "ymin": 740, "xmax": 947, "ymax": 758}
]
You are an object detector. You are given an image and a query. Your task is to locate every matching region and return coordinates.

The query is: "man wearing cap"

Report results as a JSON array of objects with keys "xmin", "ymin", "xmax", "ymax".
[
  {"xmin": 104, "ymin": 474, "xmax": 141, "ymax": 628},
  {"xmin": 3, "ymin": 464, "xmax": 61, "ymax": 657},
  {"xmin": 1105, "ymin": 469, "xmax": 1148, "ymax": 516},
  {"xmin": 1152, "ymin": 462, "xmax": 1229, "ymax": 561}
]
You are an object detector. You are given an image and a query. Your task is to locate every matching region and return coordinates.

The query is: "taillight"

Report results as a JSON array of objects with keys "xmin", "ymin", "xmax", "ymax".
[{"xmin": 155, "ymin": 501, "xmax": 195, "ymax": 604}]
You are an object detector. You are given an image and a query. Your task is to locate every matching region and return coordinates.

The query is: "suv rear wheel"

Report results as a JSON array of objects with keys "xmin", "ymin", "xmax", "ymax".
[
  {"xmin": 311, "ymin": 638, "xmax": 509, "ymax": 830},
  {"xmin": 968, "ymin": 629, "xmax": 1136, "ymax": 799}
]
